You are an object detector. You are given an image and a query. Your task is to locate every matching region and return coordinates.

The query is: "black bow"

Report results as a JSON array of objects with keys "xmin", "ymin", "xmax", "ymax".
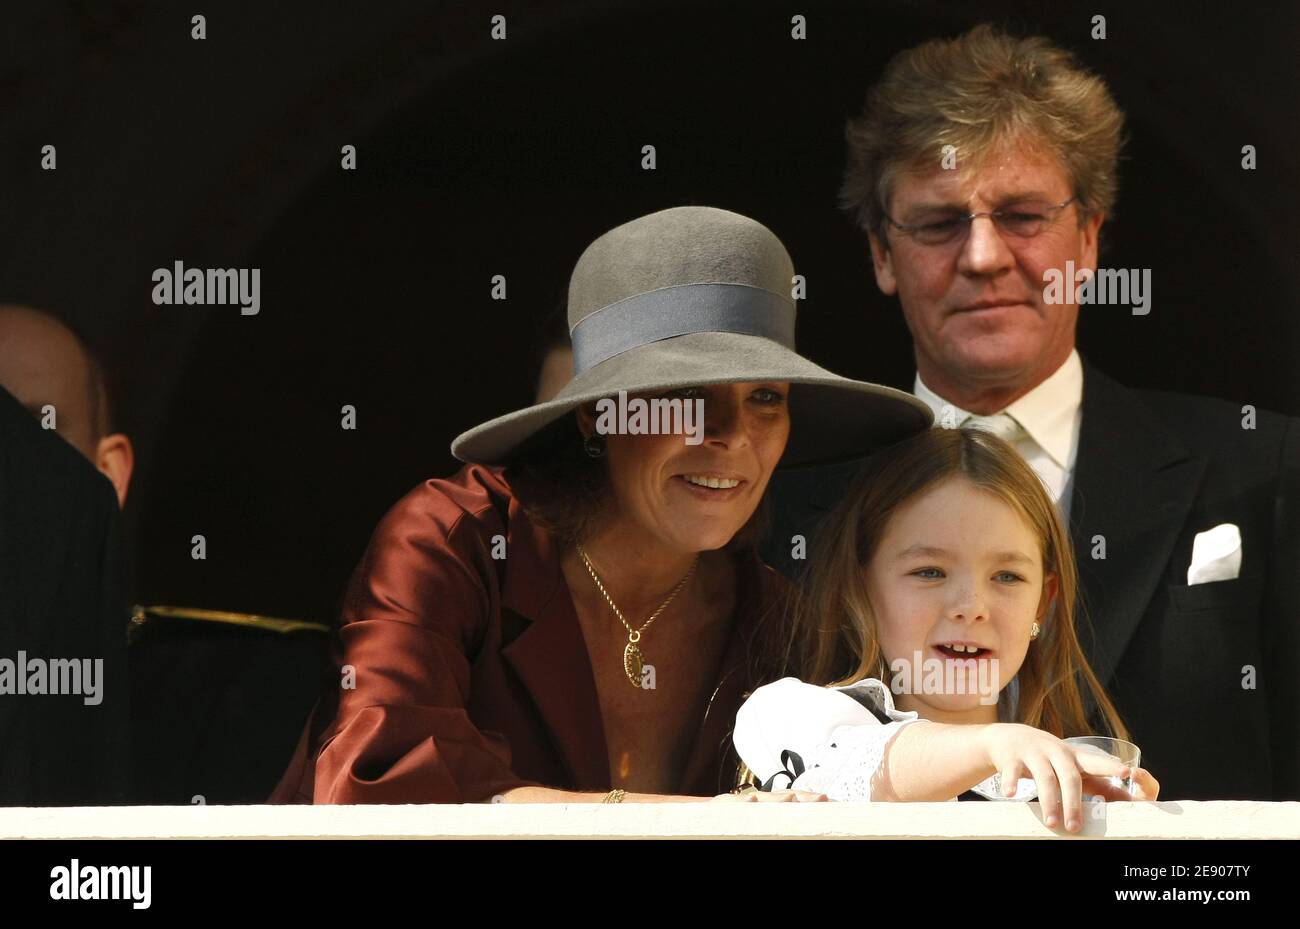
[{"xmin": 759, "ymin": 749, "xmax": 806, "ymax": 791}]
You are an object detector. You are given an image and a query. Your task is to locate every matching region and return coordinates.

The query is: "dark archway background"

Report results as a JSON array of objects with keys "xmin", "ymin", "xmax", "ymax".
[{"xmin": 5, "ymin": 0, "xmax": 1297, "ymax": 625}]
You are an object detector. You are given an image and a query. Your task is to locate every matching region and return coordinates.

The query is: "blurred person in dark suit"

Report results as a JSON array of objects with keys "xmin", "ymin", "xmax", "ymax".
[
  {"xmin": 0, "ymin": 305, "xmax": 133, "ymax": 506},
  {"xmin": 0, "ymin": 383, "xmax": 130, "ymax": 804},
  {"xmin": 533, "ymin": 296, "xmax": 574, "ymax": 404},
  {"xmin": 0, "ymin": 304, "xmax": 328, "ymax": 804}
]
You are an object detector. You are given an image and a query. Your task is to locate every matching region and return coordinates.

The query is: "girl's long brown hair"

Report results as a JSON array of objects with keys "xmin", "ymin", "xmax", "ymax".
[{"xmin": 781, "ymin": 426, "xmax": 1127, "ymax": 740}]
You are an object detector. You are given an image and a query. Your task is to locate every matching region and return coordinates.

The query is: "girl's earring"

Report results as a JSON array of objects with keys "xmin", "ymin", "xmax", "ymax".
[
  {"xmin": 1030, "ymin": 622, "xmax": 1041, "ymax": 641},
  {"xmin": 583, "ymin": 433, "xmax": 606, "ymax": 459}
]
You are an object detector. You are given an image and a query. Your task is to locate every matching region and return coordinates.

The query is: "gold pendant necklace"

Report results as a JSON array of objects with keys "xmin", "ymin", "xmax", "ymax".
[{"xmin": 576, "ymin": 543, "xmax": 698, "ymax": 688}]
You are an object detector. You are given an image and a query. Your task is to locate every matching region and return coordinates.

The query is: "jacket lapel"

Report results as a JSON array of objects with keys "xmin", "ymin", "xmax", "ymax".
[
  {"xmin": 1067, "ymin": 363, "xmax": 1206, "ymax": 688},
  {"xmin": 497, "ymin": 496, "xmax": 610, "ymax": 790},
  {"xmin": 679, "ymin": 553, "xmax": 782, "ymax": 794}
]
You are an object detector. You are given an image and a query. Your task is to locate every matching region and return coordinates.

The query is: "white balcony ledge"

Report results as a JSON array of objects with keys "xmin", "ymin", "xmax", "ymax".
[{"xmin": 2, "ymin": 800, "xmax": 1298, "ymax": 839}]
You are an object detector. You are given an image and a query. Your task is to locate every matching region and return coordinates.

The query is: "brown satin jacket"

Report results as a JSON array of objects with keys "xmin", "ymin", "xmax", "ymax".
[{"xmin": 270, "ymin": 464, "xmax": 790, "ymax": 803}]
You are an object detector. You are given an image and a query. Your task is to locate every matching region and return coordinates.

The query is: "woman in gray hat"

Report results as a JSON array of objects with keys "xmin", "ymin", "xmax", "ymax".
[{"xmin": 271, "ymin": 206, "xmax": 930, "ymax": 805}]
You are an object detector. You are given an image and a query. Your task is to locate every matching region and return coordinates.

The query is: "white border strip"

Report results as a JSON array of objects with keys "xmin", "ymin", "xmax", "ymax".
[{"xmin": 2, "ymin": 801, "xmax": 1297, "ymax": 839}]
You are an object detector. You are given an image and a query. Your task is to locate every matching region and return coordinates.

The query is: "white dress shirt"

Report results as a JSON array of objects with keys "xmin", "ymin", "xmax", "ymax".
[{"xmin": 913, "ymin": 349, "xmax": 1085, "ymax": 519}]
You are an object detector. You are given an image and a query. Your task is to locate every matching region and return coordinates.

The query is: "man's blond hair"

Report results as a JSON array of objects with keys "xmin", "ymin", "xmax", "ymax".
[{"xmin": 840, "ymin": 24, "xmax": 1125, "ymax": 239}]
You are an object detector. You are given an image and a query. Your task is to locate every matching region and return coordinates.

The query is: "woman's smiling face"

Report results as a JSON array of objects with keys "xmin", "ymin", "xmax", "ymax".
[
  {"xmin": 863, "ymin": 476, "xmax": 1057, "ymax": 719},
  {"xmin": 583, "ymin": 381, "xmax": 790, "ymax": 555}
]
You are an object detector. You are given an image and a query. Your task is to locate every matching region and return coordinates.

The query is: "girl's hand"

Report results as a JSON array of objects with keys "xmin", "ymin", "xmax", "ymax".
[
  {"xmin": 977, "ymin": 723, "xmax": 1138, "ymax": 832},
  {"xmin": 711, "ymin": 788, "xmax": 828, "ymax": 802}
]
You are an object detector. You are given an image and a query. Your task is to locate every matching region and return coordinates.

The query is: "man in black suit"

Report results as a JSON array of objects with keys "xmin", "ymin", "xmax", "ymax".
[
  {"xmin": 0, "ymin": 383, "xmax": 132, "ymax": 804},
  {"xmin": 763, "ymin": 25, "xmax": 1299, "ymax": 801},
  {"xmin": 0, "ymin": 304, "xmax": 328, "ymax": 804}
]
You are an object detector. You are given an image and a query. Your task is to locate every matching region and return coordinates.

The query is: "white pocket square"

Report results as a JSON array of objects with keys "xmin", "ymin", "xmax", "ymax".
[{"xmin": 1187, "ymin": 523, "xmax": 1242, "ymax": 585}]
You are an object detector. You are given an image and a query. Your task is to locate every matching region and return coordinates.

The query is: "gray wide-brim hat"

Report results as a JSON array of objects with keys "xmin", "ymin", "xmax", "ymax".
[{"xmin": 451, "ymin": 206, "xmax": 932, "ymax": 468}]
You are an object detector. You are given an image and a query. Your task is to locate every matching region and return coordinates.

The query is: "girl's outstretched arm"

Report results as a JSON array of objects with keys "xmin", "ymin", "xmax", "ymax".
[
  {"xmin": 868, "ymin": 720, "xmax": 997, "ymax": 802},
  {"xmin": 735, "ymin": 678, "xmax": 1149, "ymax": 832}
]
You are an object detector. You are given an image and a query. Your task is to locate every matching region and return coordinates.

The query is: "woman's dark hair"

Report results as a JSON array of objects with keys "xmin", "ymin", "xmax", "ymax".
[{"xmin": 505, "ymin": 415, "xmax": 610, "ymax": 545}]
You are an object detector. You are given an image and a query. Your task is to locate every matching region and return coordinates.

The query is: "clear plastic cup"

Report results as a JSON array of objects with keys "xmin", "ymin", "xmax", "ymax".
[{"xmin": 1063, "ymin": 736, "xmax": 1140, "ymax": 797}]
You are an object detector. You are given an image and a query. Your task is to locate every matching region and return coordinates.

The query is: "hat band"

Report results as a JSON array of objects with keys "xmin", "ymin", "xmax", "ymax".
[{"xmin": 569, "ymin": 282, "xmax": 795, "ymax": 374}]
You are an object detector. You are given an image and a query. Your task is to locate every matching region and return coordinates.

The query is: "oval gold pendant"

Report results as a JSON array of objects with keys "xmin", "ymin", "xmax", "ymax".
[{"xmin": 623, "ymin": 642, "xmax": 644, "ymax": 687}]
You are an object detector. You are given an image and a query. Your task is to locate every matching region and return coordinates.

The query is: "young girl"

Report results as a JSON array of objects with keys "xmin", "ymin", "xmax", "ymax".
[{"xmin": 735, "ymin": 426, "xmax": 1160, "ymax": 831}]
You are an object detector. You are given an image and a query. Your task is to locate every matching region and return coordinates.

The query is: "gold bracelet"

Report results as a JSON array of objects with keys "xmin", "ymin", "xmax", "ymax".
[{"xmin": 602, "ymin": 788, "xmax": 626, "ymax": 804}]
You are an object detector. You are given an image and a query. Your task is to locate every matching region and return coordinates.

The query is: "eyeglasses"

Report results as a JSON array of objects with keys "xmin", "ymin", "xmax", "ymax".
[{"xmin": 884, "ymin": 197, "xmax": 1076, "ymax": 246}]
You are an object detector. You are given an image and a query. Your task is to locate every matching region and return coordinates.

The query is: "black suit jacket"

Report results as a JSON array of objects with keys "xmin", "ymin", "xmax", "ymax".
[
  {"xmin": 0, "ymin": 386, "xmax": 132, "ymax": 805},
  {"xmin": 761, "ymin": 361, "xmax": 1300, "ymax": 801}
]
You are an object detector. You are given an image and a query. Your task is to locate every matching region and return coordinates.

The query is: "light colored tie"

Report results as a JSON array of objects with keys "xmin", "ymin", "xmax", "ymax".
[
  {"xmin": 962, "ymin": 412, "xmax": 1025, "ymax": 444},
  {"xmin": 961, "ymin": 412, "xmax": 1068, "ymax": 513}
]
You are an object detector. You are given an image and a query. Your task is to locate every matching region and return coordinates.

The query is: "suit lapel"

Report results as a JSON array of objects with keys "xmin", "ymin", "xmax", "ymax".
[
  {"xmin": 498, "ymin": 497, "xmax": 610, "ymax": 790},
  {"xmin": 1067, "ymin": 364, "xmax": 1206, "ymax": 688},
  {"xmin": 678, "ymin": 554, "xmax": 776, "ymax": 793},
  {"xmin": 678, "ymin": 639, "xmax": 746, "ymax": 793}
]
